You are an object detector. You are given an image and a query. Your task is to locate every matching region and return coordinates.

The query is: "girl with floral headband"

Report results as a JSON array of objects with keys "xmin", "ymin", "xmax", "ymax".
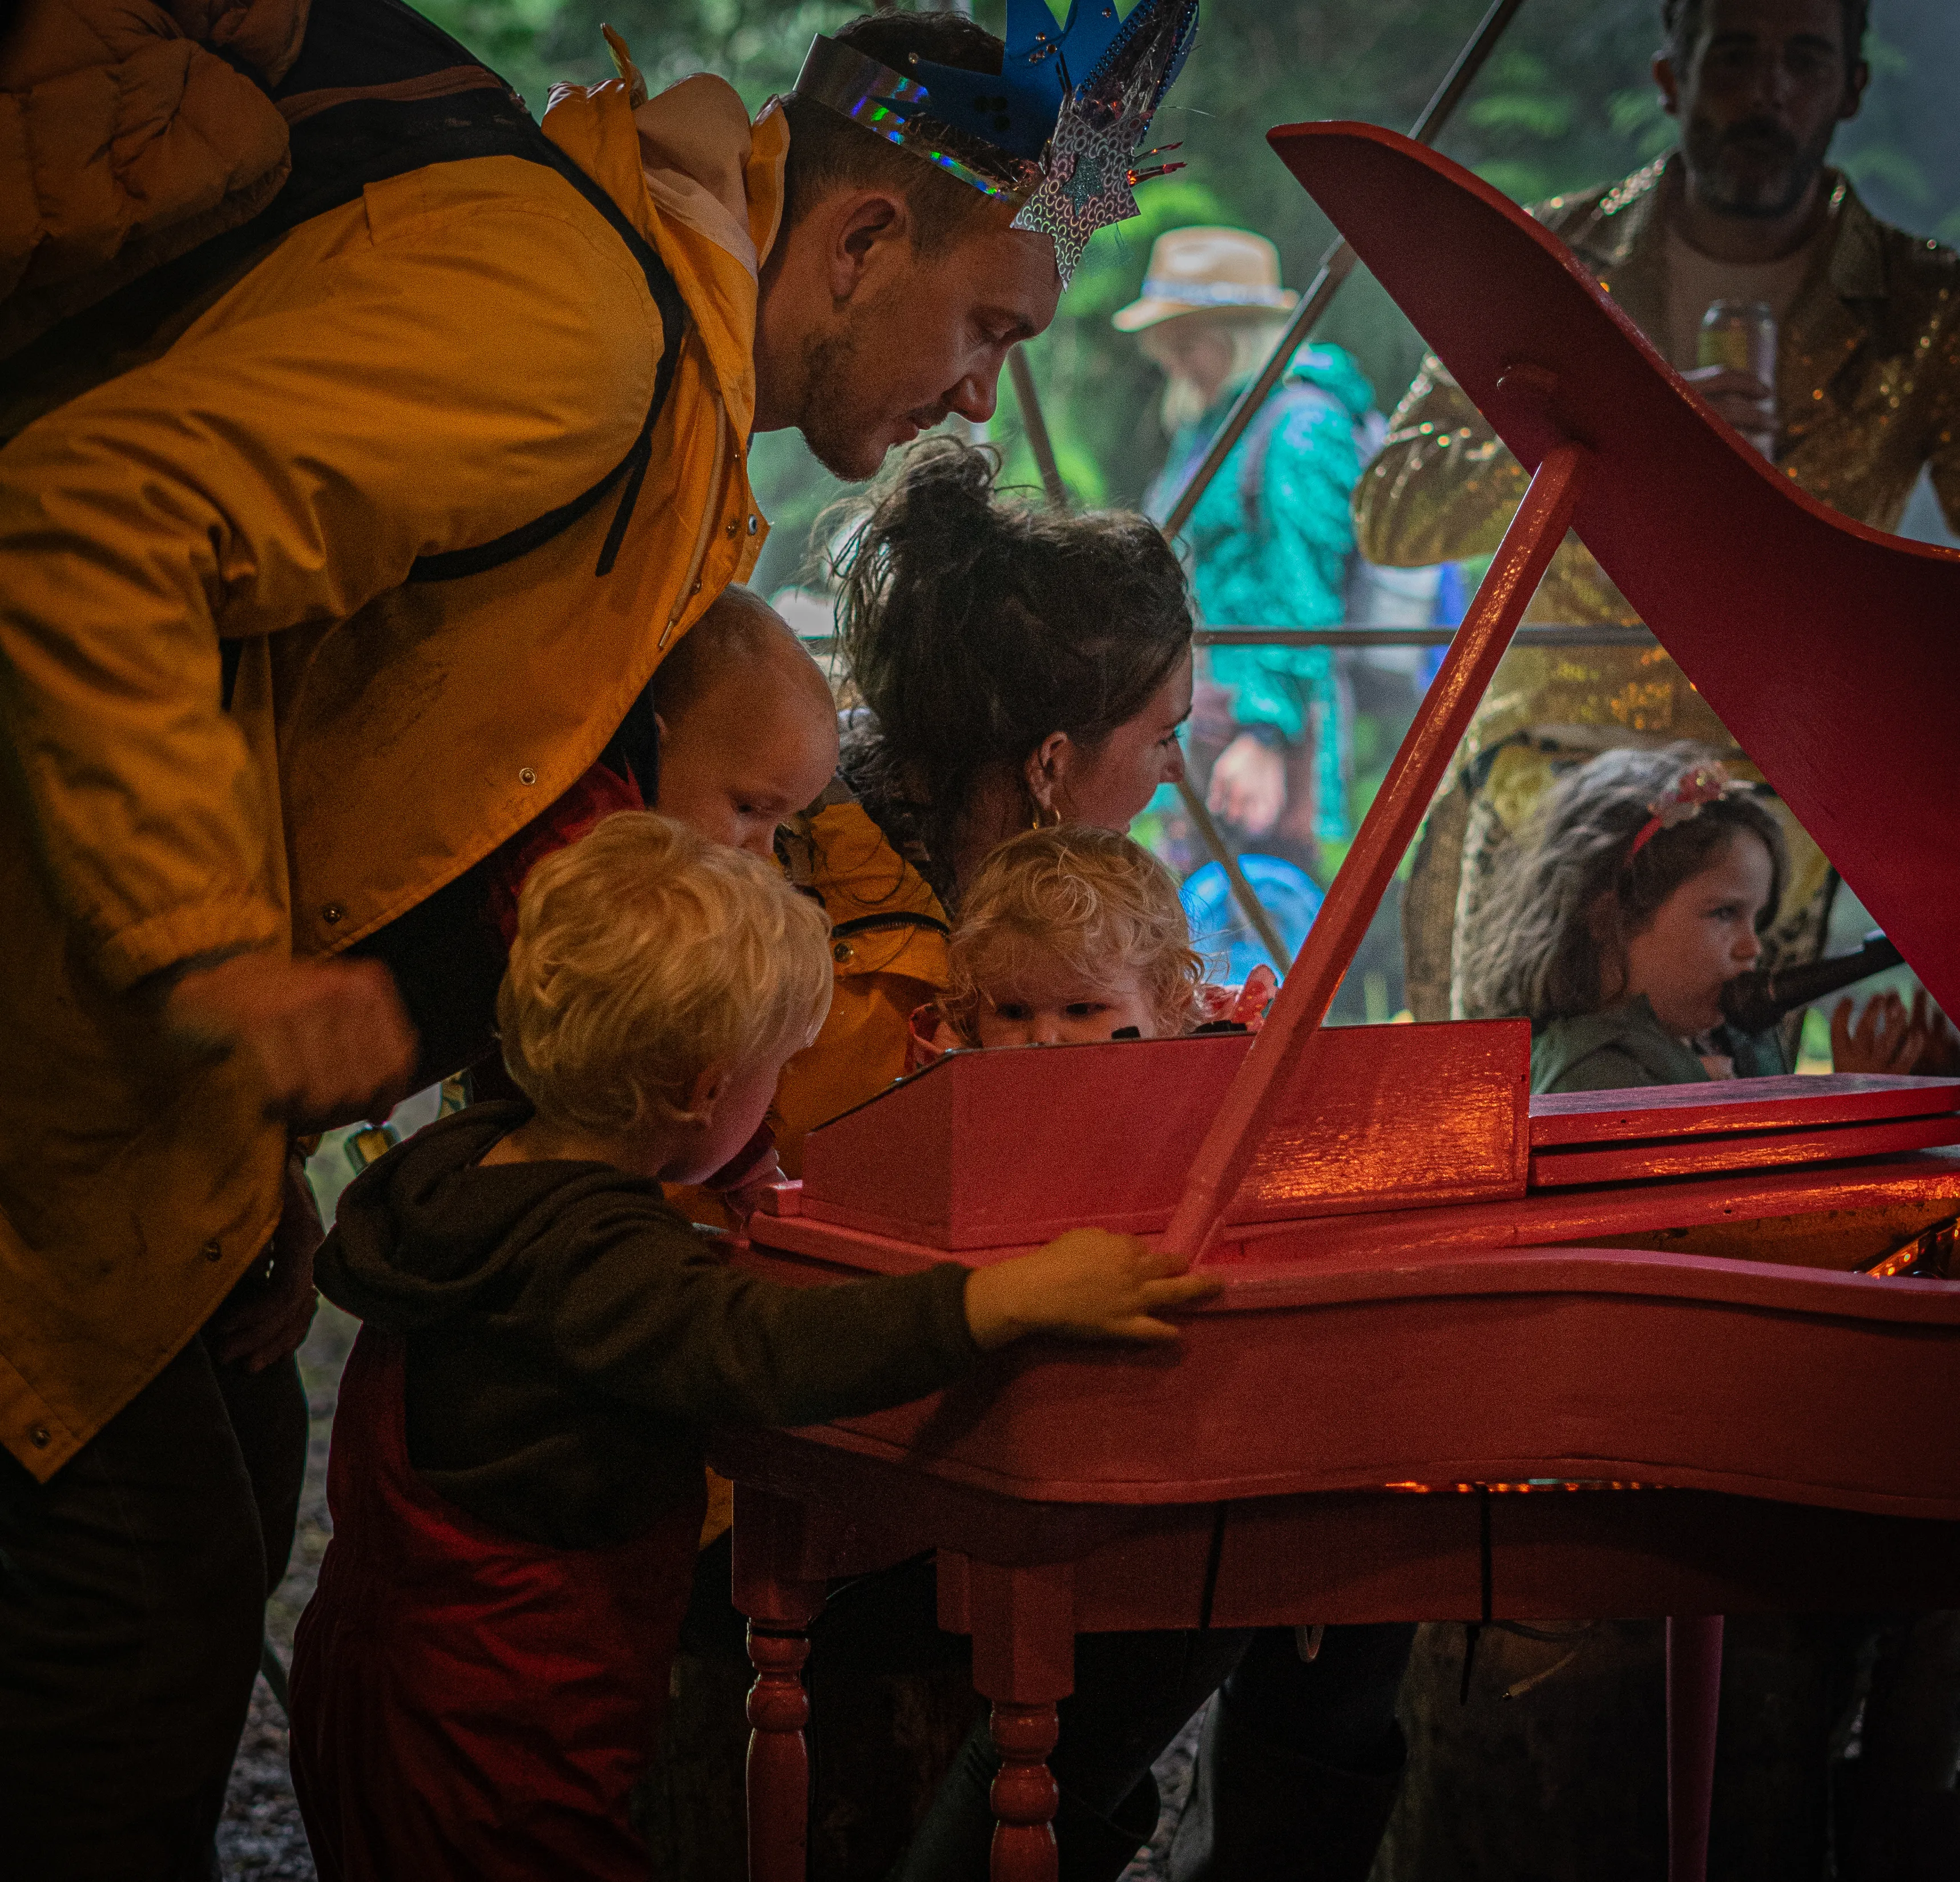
[{"xmin": 1462, "ymin": 741, "xmax": 1930, "ymax": 1091}]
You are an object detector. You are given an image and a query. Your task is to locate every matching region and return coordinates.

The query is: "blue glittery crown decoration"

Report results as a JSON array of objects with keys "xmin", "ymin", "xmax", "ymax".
[{"xmin": 789, "ymin": 0, "xmax": 1199, "ymax": 282}]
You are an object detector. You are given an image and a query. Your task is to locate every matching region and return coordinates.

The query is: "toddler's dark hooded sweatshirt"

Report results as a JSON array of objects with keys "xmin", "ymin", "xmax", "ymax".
[{"xmin": 316, "ymin": 1101, "xmax": 978, "ymax": 1548}]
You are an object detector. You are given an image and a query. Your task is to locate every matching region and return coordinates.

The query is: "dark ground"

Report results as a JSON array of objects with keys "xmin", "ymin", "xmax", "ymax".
[{"xmin": 216, "ymin": 1302, "xmax": 353, "ymax": 1881}]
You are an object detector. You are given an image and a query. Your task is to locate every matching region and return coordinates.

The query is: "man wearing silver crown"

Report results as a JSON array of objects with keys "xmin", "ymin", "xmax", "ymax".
[{"xmin": 0, "ymin": 0, "xmax": 1225, "ymax": 1869}]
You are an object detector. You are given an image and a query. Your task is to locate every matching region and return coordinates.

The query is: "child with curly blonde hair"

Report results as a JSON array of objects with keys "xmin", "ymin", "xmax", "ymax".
[
  {"xmin": 914, "ymin": 825, "xmax": 1271, "ymax": 1062},
  {"xmin": 288, "ymin": 812, "xmax": 1215, "ymax": 1882}
]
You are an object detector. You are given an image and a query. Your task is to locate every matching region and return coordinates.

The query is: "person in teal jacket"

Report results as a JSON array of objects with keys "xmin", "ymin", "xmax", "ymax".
[{"xmin": 1119, "ymin": 227, "xmax": 1382, "ymax": 875}]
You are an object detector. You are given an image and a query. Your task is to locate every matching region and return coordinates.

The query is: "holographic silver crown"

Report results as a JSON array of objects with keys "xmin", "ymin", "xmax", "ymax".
[{"xmin": 788, "ymin": 0, "xmax": 1199, "ymax": 282}]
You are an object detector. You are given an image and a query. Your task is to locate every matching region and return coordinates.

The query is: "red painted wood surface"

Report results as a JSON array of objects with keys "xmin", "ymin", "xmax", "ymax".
[
  {"xmin": 739, "ymin": 1207, "xmax": 1960, "ymax": 1514},
  {"xmin": 798, "ymin": 1019, "xmax": 1529, "ymax": 1247},
  {"xmin": 1164, "ymin": 443, "xmax": 1590, "ymax": 1260},
  {"xmin": 1265, "ymin": 121, "xmax": 1960, "ymax": 1027},
  {"xmin": 1530, "ymin": 1075, "xmax": 1960, "ymax": 1145},
  {"xmin": 1529, "ymin": 1112, "xmax": 1960, "ymax": 1187},
  {"xmin": 717, "ymin": 1432, "xmax": 1960, "ymax": 1631}
]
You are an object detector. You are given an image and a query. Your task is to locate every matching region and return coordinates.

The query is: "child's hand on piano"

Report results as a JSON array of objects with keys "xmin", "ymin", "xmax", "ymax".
[{"xmin": 963, "ymin": 1230, "xmax": 1220, "ymax": 1350}]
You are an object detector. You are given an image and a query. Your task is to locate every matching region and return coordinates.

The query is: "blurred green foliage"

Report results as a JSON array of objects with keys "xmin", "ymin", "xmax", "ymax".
[{"xmin": 419, "ymin": 0, "xmax": 1960, "ymax": 591}]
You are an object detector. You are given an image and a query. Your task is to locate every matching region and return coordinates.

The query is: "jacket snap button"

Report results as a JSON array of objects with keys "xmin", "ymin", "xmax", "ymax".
[
  {"xmin": 690, "ymin": 580, "xmax": 702, "ymax": 595},
  {"xmin": 725, "ymin": 518, "xmax": 737, "ymax": 535},
  {"xmin": 29, "ymin": 1424, "xmax": 50, "ymax": 1448},
  {"xmin": 321, "ymin": 904, "xmax": 343, "ymax": 924},
  {"xmin": 202, "ymin": 1240, "xmax": 222, "ymax": 1262},
  {"xmin": 746, "ymin": 515, "xmax": 759, "ymax": 535},
  {"xmin": 519, "ymin": 767, "xmax": 537, "ymax": 786},
  {"xmin": 832, "ymin": 941, "xmax": 853, "ymax": 963}
]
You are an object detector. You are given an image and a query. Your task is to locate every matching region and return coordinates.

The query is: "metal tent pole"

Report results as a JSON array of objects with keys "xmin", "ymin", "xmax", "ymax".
[
  {"xmin": 1159, "ymin": 0, "xmax": 1527, "ymax": 540},
  {"xmin": 1008, "ymin": 347, "xmax": 1070, "ymax": 510}
]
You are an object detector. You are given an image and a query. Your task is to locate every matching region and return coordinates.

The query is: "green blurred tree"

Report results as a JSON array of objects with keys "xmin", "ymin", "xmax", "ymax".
[{"xmin": 417, "ymin": 0, "xmax": 1960, "ymax": 588}]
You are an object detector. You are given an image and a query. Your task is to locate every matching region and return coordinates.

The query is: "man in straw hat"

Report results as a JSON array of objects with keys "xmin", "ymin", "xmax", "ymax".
[{"xmin": 1120, "ymin": 227, "xmax": 1384, "ymax": 880}]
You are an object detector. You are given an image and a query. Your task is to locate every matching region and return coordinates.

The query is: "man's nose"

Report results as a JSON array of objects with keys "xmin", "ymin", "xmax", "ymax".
[
  {"xmin": 739, "ymin": 828, "xmax": 777, "ymax": 859},
  {"xmin": 1029, "ymin": 1015, "xmax": 1066, "ymax": 1045},
  {"xmin": 950, "ymin": 365, "xmax": 999, "ymax": 424},
  {"xmin": 1735, "ymin": 926, "xmax": 1763, "ymax": 966},
  {"xmin": 1744, "ymin": 46, "xmax": 1790, "ymax": 113}
]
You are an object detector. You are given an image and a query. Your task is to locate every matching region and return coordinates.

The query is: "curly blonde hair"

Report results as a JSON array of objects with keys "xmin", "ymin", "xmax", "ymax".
[
  {"xmin": 941, "ymin": 826, "xmax": 1204, "ymax": 1043},
  {"xmin": 498, "ymin": 813, "xmax": 833, "ymax": 1135}
]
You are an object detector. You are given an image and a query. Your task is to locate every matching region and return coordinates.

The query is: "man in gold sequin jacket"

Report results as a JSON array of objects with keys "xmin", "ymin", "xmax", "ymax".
[{"xmin": 1353, "ymin": 0, "xmax": 1960, "ymax": 1021}]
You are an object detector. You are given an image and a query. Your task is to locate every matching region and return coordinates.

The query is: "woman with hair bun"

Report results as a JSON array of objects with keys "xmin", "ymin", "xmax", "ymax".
[{"xmin": 771, "ymin": 437, "xmax": 1196, "ymax": 1171}]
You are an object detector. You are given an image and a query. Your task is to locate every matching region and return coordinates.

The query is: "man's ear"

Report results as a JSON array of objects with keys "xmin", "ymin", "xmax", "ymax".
[
  {"xmin": 1840, "ymin": 56, "xmax": 1869, "ymax": 123},
  {"xmin": 830, "ymin": 192, "xmax": 912, "ymax": 303},
  {"xmin": 1652, "ymin": 50, "xmax": 1681, "ymax": 119},
  {"xmin": 1023, "ymin": 732, "xmax": 1072, "ymax": 819}
]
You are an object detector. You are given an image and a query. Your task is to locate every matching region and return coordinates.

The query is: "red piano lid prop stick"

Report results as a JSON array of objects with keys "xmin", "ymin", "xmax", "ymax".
[
  {"xmin": 1264, "ymin": 122, "xmax": 1960, "ymax": 1028},
  {"xmin": 1164, "ymin": 434, "xmax": 1590, "ymax": 1262}
]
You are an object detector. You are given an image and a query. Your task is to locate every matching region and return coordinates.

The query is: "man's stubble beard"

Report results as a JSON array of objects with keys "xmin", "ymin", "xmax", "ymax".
[
  {"xmin": 796, "ymin": 320, "xmax": 893, "ymax": 483},
  {"xmin": 1684, "ymin": 111, "xmax": 1837, "ymax": 221}
]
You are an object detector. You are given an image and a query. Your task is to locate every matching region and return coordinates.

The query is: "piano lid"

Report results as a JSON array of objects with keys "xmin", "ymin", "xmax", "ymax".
[{"xmin": 1267, "ymin": 122, "xmax": 1960, "ymax": 1024}]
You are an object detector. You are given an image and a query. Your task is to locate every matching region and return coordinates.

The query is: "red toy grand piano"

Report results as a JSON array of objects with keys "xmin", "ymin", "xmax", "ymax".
[{"xmin": 712, "ymin": 124, "xmax": 1960, "ymax": 1882}]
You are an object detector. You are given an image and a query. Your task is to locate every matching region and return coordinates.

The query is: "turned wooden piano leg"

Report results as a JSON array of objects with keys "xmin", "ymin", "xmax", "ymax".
[
  {"xmin": 989, "ymin": 1699, "xmax": 1063, "ymax": 1882},
  {"xmin": 731, "ymin": 1485, "xmax": 828, "ymax": 1882},
  {"xmin": 1665, "ymin": 1614, "xmax": 1724, "ymax": 1882},
  {"xmin": 951, "ymin": 1556, "xmax": 1077, "ymax": 1882}
]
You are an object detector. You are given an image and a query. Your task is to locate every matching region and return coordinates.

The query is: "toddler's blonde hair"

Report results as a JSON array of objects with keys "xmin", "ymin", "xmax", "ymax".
[
  {"xmin": 943, "ymin": 826, "xmax": 1204, "ymax": 1043},
  {"xmin": 498, "ymin": 812, "xmax": 833, "ymax": 1134}
]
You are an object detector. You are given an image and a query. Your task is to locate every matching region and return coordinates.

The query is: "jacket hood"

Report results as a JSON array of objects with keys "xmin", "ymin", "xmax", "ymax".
[
  {"xmin": 317, "ymin": 1101, "xmax": 664, "ymax": 1332},
  {"xmin": 541, "ymin": 66, "xmax": 787, "ymax": 443},
  {"xmin": 1284, "ymin": 341, "xmax": 1376, "ymax": 419}
]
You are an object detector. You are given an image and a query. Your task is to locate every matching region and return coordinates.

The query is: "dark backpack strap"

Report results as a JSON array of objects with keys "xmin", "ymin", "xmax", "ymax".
[
  {"xmin": 15, "ymin": 0, "xmax": 685, "ymax": 591},
  {"xmin": 401, "ymin": 122, "xmax": 688, "ymax": 584}
]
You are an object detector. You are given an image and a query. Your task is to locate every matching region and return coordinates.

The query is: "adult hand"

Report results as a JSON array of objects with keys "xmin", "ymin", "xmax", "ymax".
[
  {"xmin": 164, "ymin": 952, "xmax": 418, "ymax": 1131},
  {"xmin": 212, "ymin": 1153, "xmax": 324, "ymax": 1372},
  {"xmin": 1906, "ymin": 990, "xmax": 1960, "ymax": 1077},
  {"xmin": 1681, "ymin": 364, "xmax": 1776, "ymax": 454},
  {"xmin": 1830, "ymin": 990, "xmax": 1921, "ymax": 1075},
  {"xmin": 964, "ymin": 1229, "xmax": 1221, "ymax": 1350},
  {"xmin": 1208, "ymin": 732, "xmax": 1286, "ymax": 837}
]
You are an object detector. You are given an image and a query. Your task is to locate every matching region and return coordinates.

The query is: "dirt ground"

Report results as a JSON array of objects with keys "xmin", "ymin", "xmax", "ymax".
[{"xmin": 216, "ymin": 1300, "xmax": 353, "ymax": 1881}]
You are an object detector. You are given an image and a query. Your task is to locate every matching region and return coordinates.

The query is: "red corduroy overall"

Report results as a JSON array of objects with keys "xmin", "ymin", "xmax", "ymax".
[{"xmin": 289, "ymin": 1327, "xmax": 701, "ymax": 1880}]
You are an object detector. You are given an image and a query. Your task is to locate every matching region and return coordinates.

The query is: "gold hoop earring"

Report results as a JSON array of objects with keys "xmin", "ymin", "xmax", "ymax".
[{"xmin": 1030, "ymin": 799, "xmax": 1062, "ymax": 831}]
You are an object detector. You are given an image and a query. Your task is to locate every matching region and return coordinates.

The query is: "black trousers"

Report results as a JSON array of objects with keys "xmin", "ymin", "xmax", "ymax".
[{"xmin": 0, "ymin": 1324, "xmax": 308, "ymax": 1880}]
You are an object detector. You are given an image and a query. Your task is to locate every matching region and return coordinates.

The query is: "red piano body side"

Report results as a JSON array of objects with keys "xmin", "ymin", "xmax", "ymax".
[{"xmin": 720, "ymin": 124, "xmax": 1960, "ymax": 1882}]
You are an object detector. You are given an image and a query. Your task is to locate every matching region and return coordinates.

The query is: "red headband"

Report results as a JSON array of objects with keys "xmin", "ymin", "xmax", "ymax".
[{"xmin": 1626, "ymin": 760, "xmax": 1732, "ymax": 860}]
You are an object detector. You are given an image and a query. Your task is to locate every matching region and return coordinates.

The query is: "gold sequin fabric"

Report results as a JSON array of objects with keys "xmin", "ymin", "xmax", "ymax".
[
  {"xmin": 1356, "ymin": 156, "xmax": 1960, "ymax": 757},
  {"xmin": 1355, "ymin": 159, "xmax": 1960, "ymax": 1019}
]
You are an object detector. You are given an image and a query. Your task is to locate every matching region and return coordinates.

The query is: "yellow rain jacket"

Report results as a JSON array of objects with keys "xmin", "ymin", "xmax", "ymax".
[
  {"xmin": 0, "ymin": 70, "xmax": 785, "ymax": 1476},
  {"xmin": 774, "ymin": 799, "xmax": 951, "ymax": 1176}
]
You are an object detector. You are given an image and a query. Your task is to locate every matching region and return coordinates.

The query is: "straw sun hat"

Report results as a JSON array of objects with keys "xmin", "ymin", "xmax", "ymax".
[{"xmin": 1111, "ymin": 226, "xmax": 1299, "ymax": 332}]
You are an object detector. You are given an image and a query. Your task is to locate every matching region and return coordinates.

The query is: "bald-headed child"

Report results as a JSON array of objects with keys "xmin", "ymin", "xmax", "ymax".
[
  {"xmin": 289, "ymin": 811, "xmax": 1214, "ymax": 1881},
  {"xmin": 650, "ymin": 582, "xmax": 840, "ymax": 856},
  {"xmin": 481, "ymin": 583, "xmax": 837, "ymax": 932}
]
